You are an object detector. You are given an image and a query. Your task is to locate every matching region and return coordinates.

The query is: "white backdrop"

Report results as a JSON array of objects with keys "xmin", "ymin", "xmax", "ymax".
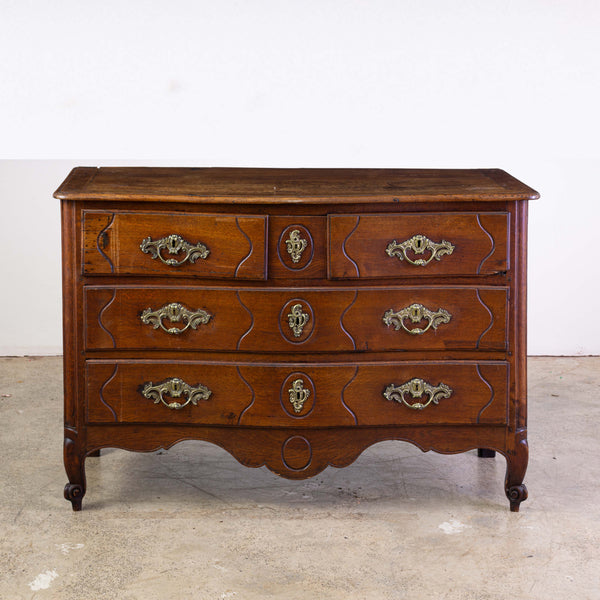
[{"xmin": 0, "ymin": 1, "xmax": 598, "ymax": 355}]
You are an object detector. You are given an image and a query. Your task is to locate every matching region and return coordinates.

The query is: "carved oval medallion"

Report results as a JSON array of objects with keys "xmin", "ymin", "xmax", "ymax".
[
  {"xmin": 280, "ymin": 371, "xmax": 315, "ymax": 418},
  {"xmin": 279, "ymin": 298, "xmax": 315, "ymax": 343},
  {"xmin": 277, "ymin": 224, "xmax": 314, "ymax": 270},
  {"xmin": 281, "ymin": 435, "xmax": 312, "ymax": 470}
]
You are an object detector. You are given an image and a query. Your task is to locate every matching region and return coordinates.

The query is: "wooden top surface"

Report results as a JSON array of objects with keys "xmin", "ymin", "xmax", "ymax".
[{"xmin": 54, "ymin": 167, "xmax": 539, "ymax": 203}]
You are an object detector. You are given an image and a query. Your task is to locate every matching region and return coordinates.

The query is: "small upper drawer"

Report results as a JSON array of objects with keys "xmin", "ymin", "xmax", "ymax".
[
  {"xmin": 82, "ymin": 210, "xmax": 267, "ymax": 279},
  {"xmin": 328, "ymin": 212, "xmax": 508, "ymax": 279}
]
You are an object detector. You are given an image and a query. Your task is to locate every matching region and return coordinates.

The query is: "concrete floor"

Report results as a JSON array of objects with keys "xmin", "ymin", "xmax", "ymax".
[{"xmin": 0, "ymin": 357, "xmax": 598, "ymax": 599}]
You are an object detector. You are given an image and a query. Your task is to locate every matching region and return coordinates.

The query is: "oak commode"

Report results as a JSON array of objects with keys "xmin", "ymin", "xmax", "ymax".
[{"xmin": 55, "ymin": 167, "xmax": 538, "ymax": 511}]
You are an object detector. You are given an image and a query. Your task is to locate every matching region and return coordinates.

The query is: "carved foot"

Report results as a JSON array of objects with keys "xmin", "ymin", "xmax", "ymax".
[
  {"xmin": 64, "ymin": 483, "xmax": 85, "ymax": 511},
  {"xmin": 504, "ymin": 433, "xmax": 528, "ymax": 512},
  {"xmin": 477, "ymin": 448, "xmax": 496, "ymax": 458},
  {"xmin": 506, "ymin": 484, "xmax": 528, "ymax": 512},
  {"xmin": 64, "ymin": 433, "xmax": 87, "ymax": 511}
]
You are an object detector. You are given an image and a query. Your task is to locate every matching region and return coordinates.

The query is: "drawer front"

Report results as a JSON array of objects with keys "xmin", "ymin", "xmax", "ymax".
[
  {"xmin": 86, "ymin": 361, "xmax": 507, "ymax": 426},
  {"xmin": 328, "ymin": 213, "xmax": 508, "ymax": 278},
  {"xmin": 85, "ymin": 286, "xmax": 507, "ymax": 352},
  {"xmin": 82, "ymin": 210, "xmax": 267, "ymax": 279},
  {"xmin": 86, "ymin": 361, "xmax": 358, "ymax": 426},
  {"xmin": 343, "ymin": 287, "xmax": 507, "ymax": 352},
  {"xmin": 343, "ymin": 362, "xmax": 508, "ymax": 425},
  {"xmin": 85, "ymin": 287, "xmax": 252, "ymax": 352},
  {"xmin": 84, "ymin": 287, "xmax": 356, "ymax": 352}
]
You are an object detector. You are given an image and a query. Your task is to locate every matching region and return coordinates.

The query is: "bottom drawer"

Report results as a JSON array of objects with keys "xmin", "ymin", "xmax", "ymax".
[{"xmin": 86, "ymin": 361, "xmax": 508, "ymax": 427}]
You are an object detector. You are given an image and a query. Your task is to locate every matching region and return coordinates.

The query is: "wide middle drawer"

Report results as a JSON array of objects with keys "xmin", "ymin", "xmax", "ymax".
[{"xmin": 85, "ymin": 286, "xmax": 508, "ymax": 352}]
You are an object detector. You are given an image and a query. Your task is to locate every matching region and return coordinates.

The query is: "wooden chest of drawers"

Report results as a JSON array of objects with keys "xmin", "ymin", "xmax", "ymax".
[{"xmin": 55, "ymin": 167, "xmax": 538, "ymax": 511}]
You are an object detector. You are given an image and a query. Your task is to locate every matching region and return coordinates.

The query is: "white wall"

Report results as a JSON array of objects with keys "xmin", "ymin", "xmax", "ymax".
[{"xmin": 1, "ymin": 1, "xmax": 599, "ymax": 355}]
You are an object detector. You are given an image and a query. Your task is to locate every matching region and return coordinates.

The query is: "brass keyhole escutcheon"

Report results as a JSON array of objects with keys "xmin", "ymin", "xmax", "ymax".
[
  {"xmin": 285, "ymin": 230, "xmax": 308, "ymax": 263},
  {"xmin": 288, "ymin": 379, "xmax": 310, "ymax": 413},
  {"xmin": 278, "ymin": 224, "xmax": 314, "ymax": 270},
  {"xmin": 280, "ymin": 372, "xmax": 315, "ymax": 417},
  {"xmin": 279, "ymin": 298, "xmax": 315, "ymax": 343},
  {"xmin": 287, "ymin": 304, "xmax": 310, "ymax": 337}
]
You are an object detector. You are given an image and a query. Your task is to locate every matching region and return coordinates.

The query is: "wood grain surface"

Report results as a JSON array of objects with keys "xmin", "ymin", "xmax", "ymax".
[{"xmin": 55, "ymin": 167, "xmax": 539, "ymax": 203}]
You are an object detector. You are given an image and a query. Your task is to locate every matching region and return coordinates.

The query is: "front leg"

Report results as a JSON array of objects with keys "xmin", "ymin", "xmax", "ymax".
[
  {"xmin": 64, "ymin": 435, "xmax": 87, "ymax": 511},
  {"xmin": 504, "ymin": 434, "xmax": 528, "ymax": 512}
]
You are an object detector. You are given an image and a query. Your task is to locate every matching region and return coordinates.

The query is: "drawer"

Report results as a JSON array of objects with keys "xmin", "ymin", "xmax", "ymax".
[
  {"xmin": 85, "ymin": 287, "xmax": 252, "ymax": 352},
  {"xmin": 82, "ymin": 210, "xmax": 267, "ymax": 279},
  {"xmin": 84, "ymin": 286, "xmax": 507, "ymax": 352},
  {"xmin": 86, "ymin": 361, "xmax": 358, "ymax": 426},
  {"xmin": 328, "ymin": 212, "xmax": 508, "ymax": 278},
  {"xmin": 86, "ymin": 361, "xmax": 507, "ymax": 426},
  {"xmin": 84, "ymin": 287, "xmax": 356, "ymax": 352},
  {"xmin": 344, "ymin": 362, "xmax": 508, "ymax": 425},
  {"xmin": 343, "ymin": 287, "xmax": 507, "ymax": 351}
]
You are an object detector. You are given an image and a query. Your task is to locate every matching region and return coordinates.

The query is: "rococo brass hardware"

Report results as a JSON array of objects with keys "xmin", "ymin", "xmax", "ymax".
[
  {"xmin": 382, "ymin": 303, "xmax": 451, "ymax": 335},
  {"xmin": 140, "ymin": 302, "xmax": 212, "ymax": 335},
  {"xmin": 285, "ymin": 229, "xmax": 308, "ymax": 263},
  {"xmin": 383, "ymin": 378, "xmax": 453, "ymax": 410},
  {"xmin": 287, "ymin": 304, "xmax": 310, "ymax": 337},
  {"xmin": 140, "ymin": 234, "xmax": 210, "ymax": 266},
  {"xmin": 385, "ymin": 234, "xmax": 454, "ymax": 266},
  {"xmin": 288, "ymin": 379, "xmax": 310, "ymax": 413},
  {"xmin": 141, "ymin": 377, "xmax": 212, "ymax": 410}
]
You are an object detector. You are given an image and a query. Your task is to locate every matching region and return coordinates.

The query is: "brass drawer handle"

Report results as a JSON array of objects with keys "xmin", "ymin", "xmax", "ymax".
[
  {"xmin": 140, "ymin": 302, "xmax": 212, "ymax": 335},
  {"xmin": 383, "ymin": 378, "xmax": 452, "ymax": 410},
  {"xmin": 385, "ymin": 234, "xmax": 454, "ymax": 266},
  {"xmin": 141, "ymin": 377, "xmax": 212, "ymax": 410},
  {"xmin": 287, "ymin": 303, "xmax": 310, "ymax": 337},
  {"xmin": 140, "ymin": 234, "xmax": 210, "ymax": 266},
  {"xmin": 288, "ymin": 379, "xmax": 310, "ymax": 413},
  {"xmin": 383, "ymin": 303, "xmax": 451, "ymax": 335},
  {"xmin": 285, "ymin": 229, "xmax": 308, "ymax": 263}
]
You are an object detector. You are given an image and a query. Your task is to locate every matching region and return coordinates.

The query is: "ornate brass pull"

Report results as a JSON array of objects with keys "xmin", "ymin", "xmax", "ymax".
[
  {"xmin": 140, "ymin": 234, "xmax": 210, "ymax": 266},
  {"xmin": 141, "ymin": 377, "xmax": 212, "ymax": 410},
  {"xmin": 385, "ymin": 234, "xmax": 454, "ymax": 266},
  {"xmin": 383, "ymin": 378, "xmax": 452, "ymax": 410},
  {"xmin": 285, "ymin": 230, "xmax": 308, "ymax": 263},
  {"xmin": 288, "ymin": 379, "xmax": 310, "ymax": 413},
  {"xmin": 287, "ymin": 304, "xmax": 310, "ymax": 337},
  {"xmin": 140, "ymin": 302, "xmax": 212, "ymax": 335},
  {"xmin": 382, "ymin": 303, "xmax": 451, "ymax": 335}
]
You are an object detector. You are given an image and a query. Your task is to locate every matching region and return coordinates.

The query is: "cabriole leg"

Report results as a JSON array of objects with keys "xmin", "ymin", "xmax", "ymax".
[
  {"xmin": 64, "ymin": 436, "xmax": 87, "ymax": 511},
  {"xmin": 504, "ymin": 437, "xmax": 528, "ymax": 512}
]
